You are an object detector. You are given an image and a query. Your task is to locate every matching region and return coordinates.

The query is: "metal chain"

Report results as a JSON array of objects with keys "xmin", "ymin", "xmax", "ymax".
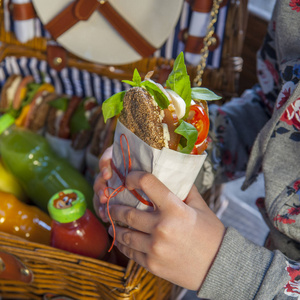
[{"xmin": 193, "ymin": 0, "xmax": 223, "ymax": 87}]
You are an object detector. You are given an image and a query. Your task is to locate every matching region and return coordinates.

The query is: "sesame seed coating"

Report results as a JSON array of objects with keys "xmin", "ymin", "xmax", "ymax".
[{"xmin": 119, "ymin": 87, "xmax": 165, "ymax": 149}]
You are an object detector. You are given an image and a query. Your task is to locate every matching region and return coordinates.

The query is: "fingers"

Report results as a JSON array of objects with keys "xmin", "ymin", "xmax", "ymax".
[
  {"xmin": 93, "ymin": 145, "xmax": 114, "ymax": 207},
  {"xmin": 184, "ymin": 185, "xmax": 209, "ymax": 210},
  {"xmin": 125, "ymin": 171, "xmax": 180, "ymax": 211},
  {"xmin": 109, "ymin": 205, "xmax": 157, "ymax": 233},
  {"xmin": 109, "ymin": 225, "xmax": 151, "ymax": 254},
  {"xmin": 99, "ymin": 145, "xmax": 113, "ymax": 180},
  {"xmin": 93, "ymin": 193, "xmax": 109, "ymax": 222},
  {"xmin": 115, "ymin": 243, "xmax": 147, "ymax": 269},
  {"xmin": 108, "ymin": 225, "xmax": 150, "ymax": 269},
  {"xmin": 93, "ymin": 172, "xmax": 110, "ymax": 204}
]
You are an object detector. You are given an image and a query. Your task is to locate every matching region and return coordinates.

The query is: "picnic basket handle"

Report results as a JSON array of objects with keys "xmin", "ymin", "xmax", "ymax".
[
  {"xmin": 0, "ymin": 251, "xmax": 33, "ymax": 283},
  {"xmin": 193, "ymin": 0, "xmax": 224, "ymax": 87}
]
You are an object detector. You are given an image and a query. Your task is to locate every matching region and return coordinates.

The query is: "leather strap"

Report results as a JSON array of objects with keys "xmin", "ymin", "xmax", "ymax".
[
  {"xmin": 192, "ymin": 0, "xmax": 227, "ymax": 12},
  {"xmin": 0, "ymin": 251, "xmax": 33, "ymax": 283},
  {"xmin": 185, "ymin": 33, "xmax": 219, "ymax": 53},
  {"xmin": 44, "ymin": 0, "xmax": 99, "ymax": 40},
  {"xmin": 47, "ymin": 44, "xmax": 67, "ymax": 71},
  {"xmin": 192, "ymin": 0, "xmax": 213, "ymax": 12},
  {"xmin": 44, "ymin": 0, "xmax": 156, "ymax": 58},
  {"xmin": 97, "ymin": 2, "xmax": 156, "ymax": 58},
  {"xmin": 12, "ymin": 2, "xmax": 36, "ymax": 21}
]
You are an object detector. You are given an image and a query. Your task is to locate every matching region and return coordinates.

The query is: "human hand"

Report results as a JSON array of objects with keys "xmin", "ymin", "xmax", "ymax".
[
  {"xmin": 108, "ymin": 171, "xmax": 225, "ymax": 291},
  {"xmin": 93, "ymin": 145, "xmax": 113, "ymax": 222}
]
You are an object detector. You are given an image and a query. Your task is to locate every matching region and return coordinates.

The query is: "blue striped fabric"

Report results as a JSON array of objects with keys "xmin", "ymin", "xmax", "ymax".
[
  {"xmin": 3, "ymin": 0, "xmax": 229, "ymax": 69},
  {"xmin": 0, "ymin": 56, "xmax": 130, "ymax": 104}
]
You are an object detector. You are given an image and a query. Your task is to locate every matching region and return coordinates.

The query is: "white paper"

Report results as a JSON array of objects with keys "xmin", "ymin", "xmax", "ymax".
[{"xmin": 107, "ymin": 121, "xmax": 207, "ymax": 212}]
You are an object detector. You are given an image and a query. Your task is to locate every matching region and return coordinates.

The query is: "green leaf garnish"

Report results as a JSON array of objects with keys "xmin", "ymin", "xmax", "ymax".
[
  {"xmin": 122, "ymin": 69, "xmax": 142, "ymax": 87},
  {"xmin": 48, "ymin": 97, "xmax": 69, "ymax": 111},
  {"xmin": 22, "ymin": 83, "xmax": 42, "ymax": 107},
  {"xmin": 175, "ymin": 120, "xmax": 198, "ymax": 154},
  {"xmin": 141, "ymin": 80, "xmax": 170, "ymax": 109},
  {"xmin": 166, "ymin": 52, "xmax": 191, "ymax": 117},
  {"xmin": 191, "ymin": 87, "xmax": 222, "ymax": 101},
  {"xmin": 102, "ymin": 91, "xmax": 126, "ymax": 123},
  {"xmin": 70, "ymin": 101, "xmax": 91, "ymax": 134}
]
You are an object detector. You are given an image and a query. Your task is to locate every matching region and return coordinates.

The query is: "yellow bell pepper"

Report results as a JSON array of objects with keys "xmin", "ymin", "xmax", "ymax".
[
  {"xmin": 15, "ymin": 104, "xmax": 31, "ymax": 127},
  {"xmin": 0, "ymin": 191, "xmax": 51, "ymax": 245}
]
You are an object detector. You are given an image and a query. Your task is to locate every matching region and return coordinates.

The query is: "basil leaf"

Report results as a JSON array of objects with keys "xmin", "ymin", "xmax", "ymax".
[
  {"xmin": 122, "ymin": 80, "xmax": 138, "ymax": 87},
  {"xmin": 175, "ymin": 120, "xmax": 198, "ymax": 154},
  {"xmin": 48, "ymin": 97, "xmax": 69, "ymax": 111},
  {"xmin": 70, "ymin": 101, "xmax": 90, "ymax": 134},
  {"xmin": 166, "ymin": 52, "xmax": 191, "ymax": 117},
  {"xmin": 141, "ymin": 81, "xmax": 170, "ymax": 109},
  {"xmin": 102, "ymin": 91, "xmax": 126, "ymax": 123},
  {"xmin": 191, "ymin": 87, "xmax": 222, "ymax": 101},
  {"xmin": 132, "ymin": 68, "xmax": 142, "ymax": 85},
  {"xmin": 122, "ymin": 68, "xmax": 142, "ymax": 87}
]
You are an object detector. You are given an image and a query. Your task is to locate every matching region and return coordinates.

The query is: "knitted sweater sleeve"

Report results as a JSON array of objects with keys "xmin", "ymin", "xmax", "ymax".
[{"xmin": 197, "ymin": 227, "xmax": 297, "ymax": 300}]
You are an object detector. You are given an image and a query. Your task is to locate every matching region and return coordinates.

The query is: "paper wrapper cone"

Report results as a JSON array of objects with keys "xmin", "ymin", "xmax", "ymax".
[{"xmin": 107, "ymin": 120, "xmax": 207, "ymax": 213}]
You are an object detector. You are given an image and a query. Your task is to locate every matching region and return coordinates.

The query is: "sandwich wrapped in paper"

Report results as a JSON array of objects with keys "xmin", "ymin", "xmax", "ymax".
[
  {"xmin": 102, "ymin": 52, "xmax": 221, "ymax": 211},
  {"xmin": 45, "ymin": 96, "xmax": 102, "ymax": 171},
  {"xmin": 0, "ymin": 75, "xmax": 102, "ymax": 172}
]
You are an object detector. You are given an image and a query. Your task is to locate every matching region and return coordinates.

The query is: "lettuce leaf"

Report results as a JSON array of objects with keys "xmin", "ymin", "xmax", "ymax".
[
  {"xmin": 48, "ymin": 97, "xmax": 69, "ymax": 111},
  {"xmin": 22, "ymin": 83, "xmax": 43, "ymax": 107},
  {"xmin": 70, "ymin": 101, "xmax": 91, "ymax": 134}
]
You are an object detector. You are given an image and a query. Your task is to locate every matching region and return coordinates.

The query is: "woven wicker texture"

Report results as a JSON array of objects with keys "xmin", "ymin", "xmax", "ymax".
[{"xmin": 0, "ymin": 232, "xmax": 175, "ymax": 299}]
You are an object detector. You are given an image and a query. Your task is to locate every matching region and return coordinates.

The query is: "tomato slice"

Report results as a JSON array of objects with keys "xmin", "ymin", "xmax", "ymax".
[
  {"xmin": 191, "ymin": 140, "xmax": 208, "ymax": 155},
  {"xmin": 187, "ymin": 104, "xmax": 209, "ymax": 145}
]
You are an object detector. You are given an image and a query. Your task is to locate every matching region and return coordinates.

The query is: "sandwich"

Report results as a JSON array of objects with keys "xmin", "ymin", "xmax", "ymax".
[
  {"xmin": 0, "ymin": 74, "xmax": 56, "ymax": 132},
  {"xmin": 0, "ymin": 75, "xmax": 34, "ymax": 111},
  {"xmin": 46, "ymin": 95, "xmax": 102, "ymax": 150},
  {"xmin": 46, "ymin": 95, "xmax": 82, "ymax": 139},
  {"xmin": 71, "ymin": 97, "xmax": 103, "ymax": 150},
  {"xmin": 15, "ymin": 82, "xmax": 56, "ymax": 131},
  {"xmin": 102, "ymin": 52, "xmax": 221, "ymax": 155},
  {"xmin": 89, "ymin": 112, "xmax": 116, "ymax": 158}
]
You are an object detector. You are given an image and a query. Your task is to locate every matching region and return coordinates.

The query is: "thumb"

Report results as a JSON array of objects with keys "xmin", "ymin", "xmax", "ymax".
[
  {"xmin": 126, "ymin": 171, "xmax": 181, "ymax": 210},
  {"xmin": 184, "ymin": 185, "xmax": 210, "ymax": 211}
]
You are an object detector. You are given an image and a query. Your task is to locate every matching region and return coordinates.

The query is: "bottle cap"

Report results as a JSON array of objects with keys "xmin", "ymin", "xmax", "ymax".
[
  {"xmin": 48, "ymin": 189, "xmax": 87, "ymax": 223},
  {"xmin": 0, "ymin": 114, "xmax": 15, "ymax": 135}
]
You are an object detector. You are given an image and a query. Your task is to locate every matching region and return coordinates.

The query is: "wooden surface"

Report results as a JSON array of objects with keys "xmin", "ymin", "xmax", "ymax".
[{"xmin": 238, "ymin": 13, "xmax": 268, "ymax": 94}]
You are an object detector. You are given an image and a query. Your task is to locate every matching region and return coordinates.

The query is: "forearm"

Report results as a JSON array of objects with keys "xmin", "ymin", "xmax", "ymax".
[{"xmin": 198, "ymin": 227, "xmax": 291, "ymax": 300}]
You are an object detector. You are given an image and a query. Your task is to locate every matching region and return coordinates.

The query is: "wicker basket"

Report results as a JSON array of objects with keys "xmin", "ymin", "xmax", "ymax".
[
  {"xmin": 0, "ymin": 232, "xmax": 178, "ymax": 300},
  {"xmin": 0, "ymin": 1, "xmax": 249, "ymax": 299},
  {"xmin": 0, "ymin": 0, "xmax": 249, "ymax": 98}
]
